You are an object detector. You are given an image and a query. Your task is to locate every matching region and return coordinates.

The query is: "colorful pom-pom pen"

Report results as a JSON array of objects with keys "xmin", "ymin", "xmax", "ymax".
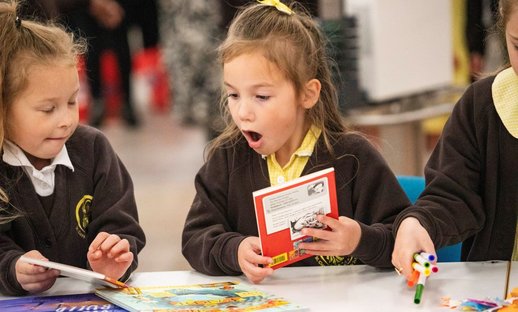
[
  {"xmin": 419, "ymin": 252, "xmax": 436, "ymax": 262},
  {"xmin": 413, "ymin": 253, "xmax": 431, "ymax": 268},
  {"xmin": 412, "ymin": 262, "xmax": 431, "ymax": 276},
  {"xmin": 407, "ymin": 270, "xmax": 420, "ymax": 287},
  {"xmin": 414, "ymin": 270, "xmax": 427, "ymax": 304}
]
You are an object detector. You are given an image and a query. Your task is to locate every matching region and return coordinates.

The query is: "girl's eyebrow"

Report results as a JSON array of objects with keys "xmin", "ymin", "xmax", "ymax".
[
  {"xmin": 224, "ymin": 81, "xmax": 274, "ymax": 89},
  {"xmin": 37, "ymin": 88, "xmax": 80, "ymax": 103}
]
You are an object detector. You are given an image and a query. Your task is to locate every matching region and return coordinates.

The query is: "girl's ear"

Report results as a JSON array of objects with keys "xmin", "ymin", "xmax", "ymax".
[{"xmin": 301, "ymin": 79, "xmax": 321, "ymax": 109}]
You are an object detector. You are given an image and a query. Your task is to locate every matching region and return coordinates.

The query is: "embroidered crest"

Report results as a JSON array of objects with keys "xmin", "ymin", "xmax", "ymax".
[
  {"xmin": 75, "ymin": 195, "xmax": 93, "ymax": 238},
  {"xmin": 315, "ymin": 255, "xmax": 358, "ymax": 266}
]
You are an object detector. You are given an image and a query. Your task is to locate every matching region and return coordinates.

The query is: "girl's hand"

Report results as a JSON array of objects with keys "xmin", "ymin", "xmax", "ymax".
[
  {"xmin": 392, "ymin": 217, "xmax": 436, "ymax": 279},
  {"xmin": 237, "ymin": 237, "xmax": 274, "ymax": 284},
  {"xmin": 87, "ymin": 232, "xmax": 133, "ymax": 280},
  {"xmin": 297, "ymin": 215, "xmax": 361, "ymax": 256},
  {"xmin": 15, "ymin": 250, "xmax": 59, "ymax": 294}
]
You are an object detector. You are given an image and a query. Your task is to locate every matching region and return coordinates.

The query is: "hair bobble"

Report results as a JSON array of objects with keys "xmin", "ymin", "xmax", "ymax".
[
  {"xmin": 15, "ymin": 16, "xmax": 21, "ymax": 29},
  {"xmin": 257, "ymin": 0, "xmax": 293, "ymax": 15}
]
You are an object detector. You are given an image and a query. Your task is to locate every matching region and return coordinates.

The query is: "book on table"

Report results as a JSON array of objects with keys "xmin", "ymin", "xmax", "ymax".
[
  {"xmin": 0, "ymin": 293, "xmax": 127, "ymax": 312},
  {"xmin": 95, "ymin": 281, "xmax": 308, "ymax": 311},
  {"xmin": 19, "ymin": 256, "xmax": 128, "ymax": 289},
  {"xmin": 253, "ymin": 167, "xmax": 338, "ymax": 269}
]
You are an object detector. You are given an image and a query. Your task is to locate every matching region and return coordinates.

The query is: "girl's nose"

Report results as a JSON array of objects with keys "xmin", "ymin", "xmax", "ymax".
[{"xmin": 237, "ymin": 98, "xmax": 254, "ymax": 121}]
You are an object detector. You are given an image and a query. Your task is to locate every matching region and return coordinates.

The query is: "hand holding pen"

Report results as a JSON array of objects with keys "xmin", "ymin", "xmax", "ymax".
[{"xmin": 406, "ymin": 252, "xmax": 438, "ymax": 304}]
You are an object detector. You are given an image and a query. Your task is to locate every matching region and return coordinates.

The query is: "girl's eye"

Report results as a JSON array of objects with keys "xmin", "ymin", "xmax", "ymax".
[
  {"xmin": 41, "ymin": 106, "xmax": 56, "ymax": 113},
  {"xmin": 227, "ymin": 93, "xmax": 238, "ymax": 99},
  {"xmin": 256, "ymin": 95, "xmax": 270, "ymax": 101}
]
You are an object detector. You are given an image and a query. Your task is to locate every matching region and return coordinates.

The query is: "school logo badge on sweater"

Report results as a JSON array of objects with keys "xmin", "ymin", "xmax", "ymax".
[
  {"xmin": 75, "ymin": 195, "xmax": 93, "ymax": 238},
  {"xmin": 315, "ymin": 255, "xmax": 359, "ymax": 266}
]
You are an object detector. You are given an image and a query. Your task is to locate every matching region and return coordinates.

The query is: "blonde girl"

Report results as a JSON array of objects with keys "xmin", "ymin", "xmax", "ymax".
[{"xmin": 0, "ymin": 0, "xmax": 145, "ymax": 295}]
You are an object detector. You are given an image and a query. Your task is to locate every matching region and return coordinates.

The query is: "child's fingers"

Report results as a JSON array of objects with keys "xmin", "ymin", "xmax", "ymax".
[
  {"xmin": 106, "ymin": 239, "xmax": 130, "ymax": 258},
  {"xmin": 246, "ymin": 250, "xmax": 272, "ymax": 266},
  {"xmin": 90, "ymin": 233, "xmax": 122, "ymax": 253},
  {"xmin": 297, "ymin": 240, "xmax": 329, "ymax": 253},
  {"xmin": 243, "ymin": 264, "xmax": 273, "ymax": 284},
  {"xmin": 114, "ymin": 251, "xmax": 134, "ymax": 263},
  {"xmin": 18, "ymin": 268, "xmax": 59, "ymax": 286},
  {"xmin": 17, "ymin": 261, "xmax": 48, "ymax": 275},
  {"xmin": 21, "ymin": 278, "xmax": 57, "ymax": 293},
  {"xmin": 301, "ymin": 227, "xmax": 333, "ymax": 241},
  {"xmin": 314, "ymin": 214, "xmax": 341, "ymax": 229},
  {"xmin": 402, "ymin": 251, "xmax": 416, "ymax": 280},
  {"xmin": 89, "ymin": 232, "xmax": 111, "ymax": 251}
]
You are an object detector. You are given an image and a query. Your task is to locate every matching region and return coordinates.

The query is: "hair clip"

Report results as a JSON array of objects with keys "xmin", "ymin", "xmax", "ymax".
[
  {"xmin": 15, "ymin": 16, "xmax": 21, "ymax": 29},
  {"xmin": 257, "ymin": 0, "xmax": 293, "ymax": 15}
]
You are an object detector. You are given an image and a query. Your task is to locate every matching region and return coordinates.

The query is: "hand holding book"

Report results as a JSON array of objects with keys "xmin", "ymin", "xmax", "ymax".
[
  {"xmin": 297, "ymin": 214, "xmax": 361, "ymax": 256},
  {"xmin": 19, "ymin": 256, "xmax": 128, "ymax": 289},
  {"xmin": 237, "ymin": 236, "xmax": 274, "ymax": 284},
  {"xmin": 16, "ymin": 251, "xmax": 60, "ymax": 294}
]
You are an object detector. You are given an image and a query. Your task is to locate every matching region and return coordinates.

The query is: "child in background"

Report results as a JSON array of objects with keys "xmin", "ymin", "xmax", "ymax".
[
  {"xmin": 182, "ymin": 0, "xmax": 410, "ymax": 284},
  {"xmin": 392, "ymin": 0, "xmax": 518, "ymax": 280},
  {"xmin": 0, "ymin": 0, "xmax": 145, "ymax": 295}
]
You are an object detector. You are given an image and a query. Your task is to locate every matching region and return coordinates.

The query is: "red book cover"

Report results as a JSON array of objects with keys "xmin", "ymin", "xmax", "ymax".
[{"xmin": 253, "ymin": 167, "xmax": 338, "ymax": 270}]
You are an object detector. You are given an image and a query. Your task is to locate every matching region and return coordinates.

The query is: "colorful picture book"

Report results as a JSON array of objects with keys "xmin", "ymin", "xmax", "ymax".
[
  {"xmin": 253, "ymin": 167, "xmax": 338, "ymax": 269},
  {"xmin": 0, "ymin": 293, "xmax": 127, "ymax": 312},
  {"xmin": 95, "ymin": 281, "xmax": 307, "ymax": 311},
  {"xmin": 19, "ymin": 256, "xmax": 127, "ymax": 289}
]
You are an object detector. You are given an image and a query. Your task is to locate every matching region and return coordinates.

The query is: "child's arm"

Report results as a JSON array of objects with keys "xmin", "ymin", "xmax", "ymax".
[
  {"xmin": 182, "ymin": 144, "xmax": 261, "ymax": 276},
  {"xmin": 87, "ymin": 232, "xmax": 133, "ymax": 280},
  {"xmin": 79, "ymin": 127, "xmax": 145, "ymax": 280},
  {"xmin": 237, "ymin": 237, "xmax": 273, "ymax": 284},
  {"xmin": 392, "ymin": 217, "xmax": 435, "ymax": 279},
  {"xmin": 15, "ymin": 250, "xmax": 60, "ymax": 294}
]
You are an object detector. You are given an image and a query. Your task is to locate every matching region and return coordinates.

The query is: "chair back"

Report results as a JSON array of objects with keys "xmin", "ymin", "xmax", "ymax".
[{"xmin": 396, "ymin": 175, "xmax": 461, "ymax": 262}]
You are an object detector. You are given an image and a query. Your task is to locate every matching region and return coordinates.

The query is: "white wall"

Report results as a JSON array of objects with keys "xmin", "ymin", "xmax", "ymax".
[{"xmin": 345, "ymin": 0, "xmax": 453, "ymax": 102}]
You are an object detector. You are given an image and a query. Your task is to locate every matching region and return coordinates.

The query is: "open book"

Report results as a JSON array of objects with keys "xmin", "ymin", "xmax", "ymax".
[
  {"xmin": 19, "ymin": 256, "xmax": 128, "ymax": 289},
  {"xmin": 253, "ymin": 167, "xmax": 338, "ymax": 269},
  {"xmin": 96, "ymin": 281, "xmax": 307, "ymax": 312}
]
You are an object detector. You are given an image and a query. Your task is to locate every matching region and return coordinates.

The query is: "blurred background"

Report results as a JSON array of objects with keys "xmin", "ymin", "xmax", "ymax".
[{"xmin": 22, "ymin": 0, "xmax": 504, "ymax": 272}]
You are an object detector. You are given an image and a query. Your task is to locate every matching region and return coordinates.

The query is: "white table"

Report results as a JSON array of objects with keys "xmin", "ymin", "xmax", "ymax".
[
  {"xmin": 1, "ymin": 262, "xmax": 510, "ymax": 311},
  {"xmin": 508, "ymin": 261, "xmax": 518, "ymax": 295}
]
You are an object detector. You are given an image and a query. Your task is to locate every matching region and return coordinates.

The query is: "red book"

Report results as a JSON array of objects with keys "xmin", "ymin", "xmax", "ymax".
[{"xmin": 253, "ymin": 167, "xmax": 338, "ymax": 269}]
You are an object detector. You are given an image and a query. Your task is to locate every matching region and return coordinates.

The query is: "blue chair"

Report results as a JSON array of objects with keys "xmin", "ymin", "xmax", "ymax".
[{"xmin": 396, "ymin": 176, "xmax": 461, "ymax": 262}]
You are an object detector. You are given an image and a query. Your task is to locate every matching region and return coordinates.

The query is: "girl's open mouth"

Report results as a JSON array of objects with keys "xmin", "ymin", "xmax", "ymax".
[
  {"xmin": 244, "ymin": 130, "xmax": 263, "ymax": 148},
  {"xmin": 249, "ymin": 131, "xmax": 262, "ymax": 142}
]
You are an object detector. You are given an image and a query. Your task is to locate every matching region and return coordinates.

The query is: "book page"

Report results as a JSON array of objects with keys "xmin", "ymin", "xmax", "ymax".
[
  {"xmin": 19, "ymin": 256, "xmax": 124, "ymax": 288},
  {"xmin": 262, "ymin": 176, "xmax": 330, "ymax": 240}
]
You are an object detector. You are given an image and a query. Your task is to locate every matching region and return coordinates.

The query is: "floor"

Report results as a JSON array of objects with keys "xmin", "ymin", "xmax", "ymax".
[{"xmin": 99, "ymin": 110, "xmax": 207, "ymax": 273}]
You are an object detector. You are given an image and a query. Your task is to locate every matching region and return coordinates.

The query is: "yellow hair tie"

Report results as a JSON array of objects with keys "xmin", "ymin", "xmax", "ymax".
[{"xmin": 257, "ymin": 0, "xmax": 293, "ymax": 15}]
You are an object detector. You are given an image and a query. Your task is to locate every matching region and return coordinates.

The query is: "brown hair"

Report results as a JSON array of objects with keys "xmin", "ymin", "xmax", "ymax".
[
  {"xmin": 496, "ymin": 0, "xmax": 518, "ymax": 32},
  {"xmin": 491, "ymin": 0, "xmax": 518, "ymax": 71},
  {"xmin": 0, "ymin": 0, "xmax": 85, "ymax": 218},
  {"xmin": 206, "ymin": 1, "xmax": 346, "ymax": 159}
]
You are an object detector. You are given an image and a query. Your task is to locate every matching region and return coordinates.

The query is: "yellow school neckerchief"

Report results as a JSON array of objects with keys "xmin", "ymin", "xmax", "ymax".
[
  {"xmin": 265, "ymin": 125, "xmax": 321, "ymax": 186},
  {"xmin": 492, "ymin": 67, "xmax": 518, "ymax": 138},
  {"xmin": 491, "ymin": 67, "xmax": 518, "ymax": 260}
]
